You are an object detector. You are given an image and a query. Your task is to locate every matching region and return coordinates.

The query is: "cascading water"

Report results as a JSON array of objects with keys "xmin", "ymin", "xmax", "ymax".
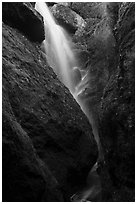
[{"xmin": 36, "ymin": 2, "xmax": 103, "ymax": 201}]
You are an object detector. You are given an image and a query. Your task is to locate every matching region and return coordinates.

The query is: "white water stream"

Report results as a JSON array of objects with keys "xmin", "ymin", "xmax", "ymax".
[{"xmin": 35, "ymin": 2, "xmax": 102, "ymax": 201}]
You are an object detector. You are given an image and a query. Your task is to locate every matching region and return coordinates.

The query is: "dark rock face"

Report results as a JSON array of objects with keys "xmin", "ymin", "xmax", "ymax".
[
  {"xmin": 2, "ymin": 2, "xmax": 45, "ymax": 43},
  {"xmin": 51, "ymin": 4, "xmax": 86, "ymax": 35},
  {"xmin": 2, "ymin": 102, "xmax": 64, "ymax": 202},
  {"xmin": 47, "ymin": 2, "xmax": 57, "ymax": 7},
  {"xmin": 2, "ymin": 1, "xmax": 135, "ymax": 202},
  {"xmin": 72, "ymin": 5, "xmax": 116, "ymax": 136},
  {"xmin": 56, "ymin": 2, "xmax": 72, "ymax": 7},
  {"xmin": 106, "ymin": 2, "xmax": 120, "ymax": 30},
  {"xmin": 51, "ymin": 4, "xmax": 77, "ymax": 34},
  {"xmin": 99, "ymin": 2, "xmax": 135, "ymax": 201},
  {"xmin": 70, "ymin": 2, "xmax": 134, "ymax": 201},
  {"xmin": 30, "ymin": 2, "xmax": 36, "ymax": 7},
  {"xmin": 71, "ymin": 2, "xmax": 106, "ymax": 19},
  {"xmin": 2, "ymin": 20, "xmax": 98, "ymax": 201}
]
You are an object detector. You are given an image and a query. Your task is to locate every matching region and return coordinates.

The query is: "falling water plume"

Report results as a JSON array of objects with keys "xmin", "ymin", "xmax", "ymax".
[
  {"xmin": 36, "ymin": 2, "xmax": 103, "ymax": 201},
  {"xmin": 36, "ymin": 2, "xmax": 77, "ymax": 93}
]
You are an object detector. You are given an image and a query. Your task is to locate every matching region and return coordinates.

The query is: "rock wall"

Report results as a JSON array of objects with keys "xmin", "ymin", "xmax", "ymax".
[
  {"xmin": 71, "ymin": 3, "xmax": 117, "ymax": 142},
  {"xmin": 2, "ymin": 3, "xmax": 98, "ymax": 201},
  {"xmin": 2, "ymin": 2, "xmax": 135, "ymax": 202},
  {"xmin": 51, "ymin": 4, "xmax": 86, "ymax": 35},
  {"xmin": 50, "ymin": 2, "xmax": 135, "ymax": 201},
  {"xmin": 2, "ymin": 2, "xmax": 45, "ymax": 43},
  {"xmin": 99, "ymin": 2, "xmax": 135, "ymax": 201}
]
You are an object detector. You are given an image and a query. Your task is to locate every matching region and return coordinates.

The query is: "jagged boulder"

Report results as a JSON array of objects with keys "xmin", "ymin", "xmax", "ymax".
[
  {"xmin": 50, "ymin": 4, "xmax": 86, "ymax": 35},
  {"xmin": 2, "ymin": 21, "xmax": 98, "ymax": 201},
  {"xmin": 2, "ymin": 2, "xmax": 45, "ymax": 43},
  {"xmin": 99, "ymin": 2, "xmax": 135, "ymax": 201}
]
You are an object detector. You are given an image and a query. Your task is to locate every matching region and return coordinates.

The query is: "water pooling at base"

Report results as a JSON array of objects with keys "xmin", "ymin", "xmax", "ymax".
[{"xmin": 36, "ymin": 2, "xmax": 103, "ymax": 201}]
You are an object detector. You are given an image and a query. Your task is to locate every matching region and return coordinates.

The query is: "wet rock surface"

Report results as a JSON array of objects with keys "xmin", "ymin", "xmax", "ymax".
[
  {"xmin": 99, "ymin": 2, "xmax": 135, "ymax": 201},
  {"xmin": 2, "ymin": 2, "xmax": 135, "ymax": 202},
  {"xmin": 71, "ymin": 2, "xmax": 106, "ymax": 19},
  {"xmin": 2, "ymin": 20, "xmax": 97, "ymax": 201},
  {"xmin": 71, "ymin": 3, "xmax": 117, "ymax": 136},
  {"xmin": 51, "ymin": 4, "xmax": 86, "ymax": 35},
  {"xmin": 2, "ymin": 2, "xmax": 45, "ymax": 43},
  {"xmin": 70, "ymin": 2, "xmax": 134, "ymax": 201},
  {"xmin": 2, "ymin": 99, "xmax": 64, "ymax": 202}
]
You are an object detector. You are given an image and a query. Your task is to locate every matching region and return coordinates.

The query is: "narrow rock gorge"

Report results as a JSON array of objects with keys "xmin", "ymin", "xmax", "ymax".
[{"xmin": 2, "ymin": 2, "xmax": 135, "ymax": 202}]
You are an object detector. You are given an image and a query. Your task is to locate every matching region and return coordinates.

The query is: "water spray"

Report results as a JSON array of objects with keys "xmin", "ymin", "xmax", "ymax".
[{"xmin": 35, "ymin": 2, "xmax": 103, "ymax": 201}]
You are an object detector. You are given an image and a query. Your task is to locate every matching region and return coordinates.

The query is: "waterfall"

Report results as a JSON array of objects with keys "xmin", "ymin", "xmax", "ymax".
[{"xmin": 35, "ymin": 2, "xmax": 103, "ymax": 201}]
